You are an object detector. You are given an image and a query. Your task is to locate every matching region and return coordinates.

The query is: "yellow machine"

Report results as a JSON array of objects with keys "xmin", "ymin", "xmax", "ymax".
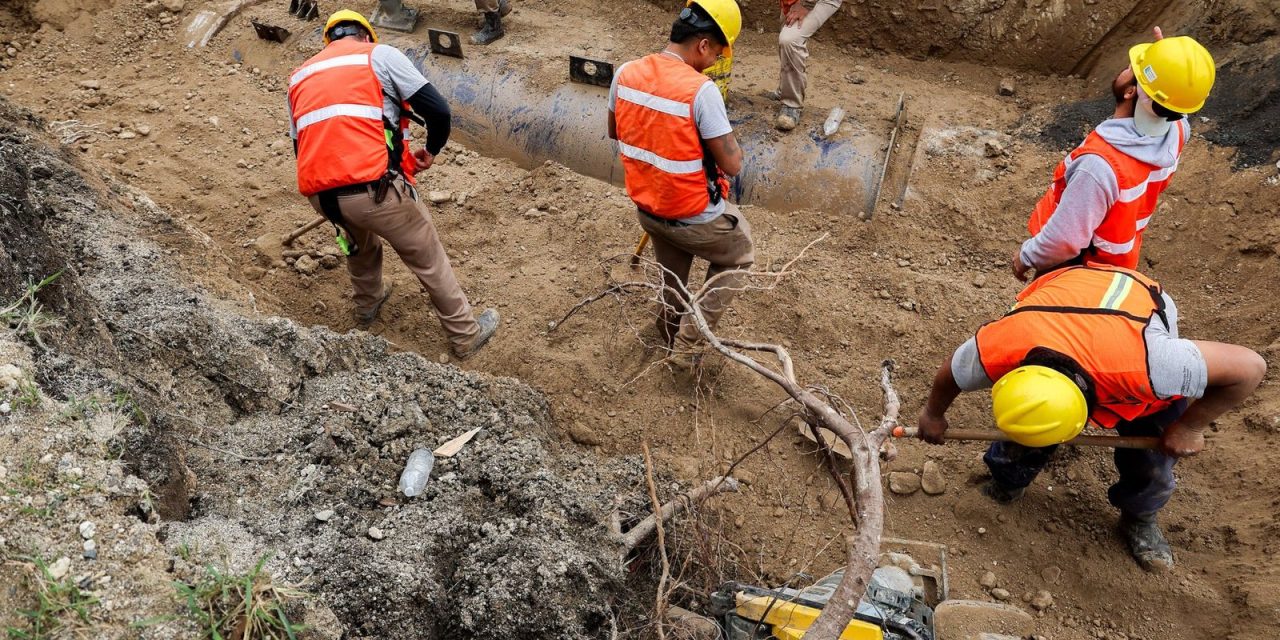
[{"xmin": 704, "ymin": 54, "xmax": 733, "ymax": 100}]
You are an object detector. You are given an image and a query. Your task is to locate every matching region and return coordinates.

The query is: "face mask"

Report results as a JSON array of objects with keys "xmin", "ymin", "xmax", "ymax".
[{"xmin": 1133, "ymin": 85, "xmax": 1173, "ymax": 138}]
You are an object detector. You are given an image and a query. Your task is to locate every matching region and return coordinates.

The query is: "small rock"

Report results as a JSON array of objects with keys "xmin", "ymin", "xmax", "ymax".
[
  {"xmin": 78, "ymin": 80, "xmax": 100, "ymax": 90},
  {"xmin": 1031, "ymin": 590, "xmax": 1054, "ymax": 611},
  {"xmin": 567, "ymin": 423, "xmax": 602, "ymax": 446},
  {"xmin": 314, "ymin": 509, "xmax": 334, "ymax": 522},
  {"xmin": 78, "ymin": 521, "xmax": 96, "ymax": 540},
  {"xmin": 980, "ymin": 571, "xmax": 998, "ymax": 589},
  {"xmin": 428, "ymin": 191, "xmax": 452, "ymax": 204},
  {"xmin": 83, "ymin": 548, "xmax": 97, "ymax": 560},
  {"xmin": 735, "ymin": 470, "xmax": 755, "ymax": 485},
  {"xmin": 161, "ymin": 0, "xmax": 185, "ymax": 11},
  {"xmin": 991, "ymin": 588, "xmax": 1011, "ymax": 601},
  {"xmin": 83, "ymin": 539, "xmax": 96, "ymax": 552},
  {"xmin": 1041, "ymin": 565, "xmax": 1062, "ymax": 584},
  {"xmin": 898, "ymin": 300, "xmax": 915, "ymax": 312},
  {"xmin": 978, "ymin": 526, "xmax": 988, "ymax": 535},
  {"xmin": 135, "ymin": 125, "xmax": 151, "ymax": 136},
  {"xmin": 437, "ymin": 353, "xmax": 450, "ymax": 364},
  {"xmin": 998, "ymin": 77, "xmax": 1016, "ymax": 96},
  {"xmin": 973, "ymin": 273, "xmax": 987, "ymax": 288},
  {"xmin": 118, "ymin": 131, "xmax": 137, "ymax": 140},
  {"xmin": 921, "ymin": 460, "xmax": 946, "ymax": 495},
  {"xmin": 318, "ymin": 255, "xmax": 340, "ymax": 269},
  {"xmin": 523, "ymin": 207, "xmax": 545, "ymax": 218},
  {"xmin": 896, "ymin": 258, "xmax": 911, "ymax": 267},
  {"xmin": 367, "ymin": 527, "xmax": 384, "ymax": 541},
  {"xmin": 773, "ymin": 506, "xmax": 786, "ymax": 518},
  {"xmin": 887, "ymin": 472, "xmax": 921, "ymax": 496},
  {"xmin": 293, "ymin": 255, "xmax": 318, "ymax": 275},
  {"xmin": 48, "ymin": 557, "xmax": 71, "ymax": 580},
  {"xmin": 0, "ymin": 401, "xmax": 9, "ymax": 414},
  {"xmin": 984, "ymin": 140, "xmax": 1005, "ymax": 158}
]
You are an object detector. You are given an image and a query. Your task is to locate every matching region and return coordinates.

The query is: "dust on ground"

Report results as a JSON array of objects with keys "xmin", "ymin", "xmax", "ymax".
[{"xmin": 2, "ymin": 0, "xmax": 1280, "ymax": 639}]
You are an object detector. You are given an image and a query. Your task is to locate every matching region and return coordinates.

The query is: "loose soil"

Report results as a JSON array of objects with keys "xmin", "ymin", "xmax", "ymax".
[{"xmin": 2, "ymin": 1, "xmax": 1279, "ymax": 639}]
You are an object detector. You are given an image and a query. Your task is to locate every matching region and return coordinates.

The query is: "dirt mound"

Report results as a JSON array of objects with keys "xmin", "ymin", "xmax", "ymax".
[{"xmin": 0, "ymin": 96, "xmax": 639, "ymax": 638}]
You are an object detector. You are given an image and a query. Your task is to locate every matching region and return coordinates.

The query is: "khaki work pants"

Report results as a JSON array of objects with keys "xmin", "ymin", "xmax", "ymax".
[
  {"xmin": 308, "ymin": 179, "xmax": 479, "ymax": 349},
  {"xmin": 778, "ymin": 0, "xmax": 841, "ymax": 109},
  {"xmin": 636, "ymin": 202, "xmax": 755, "ymax": 350},
  {"xmin": 474, "ymin": 0, "xmax": 499, "ymax": 12}
]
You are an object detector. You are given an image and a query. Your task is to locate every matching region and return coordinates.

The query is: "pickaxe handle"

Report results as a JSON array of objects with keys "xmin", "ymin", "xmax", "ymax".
[
  {"xmin": 892, "ymin": 426, "xmax": 1159, "ymax": 450},
  {"xmin": 629, "ymin": 232, "xmax": 650, "ymax": 269},
  {"xmin": 281, "ymin": 216, "xmax": 327, "ymax": 246}
]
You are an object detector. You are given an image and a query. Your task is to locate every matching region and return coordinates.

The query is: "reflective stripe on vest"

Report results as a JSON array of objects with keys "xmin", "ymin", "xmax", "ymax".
[
  {"xmin": 974, "ymin": 265, "xmax": 1175, "ymax": 428},
  {"xmin": 614, "ymin": 54, "xmax": 722, "ymax": 219},
  {"xmin": 1026, "ymin": 120, "xmax": 1186, "ymax": 269},
  {"xmin": 287, "ymin": 39, "xmax": 390, "ymax": 197}
]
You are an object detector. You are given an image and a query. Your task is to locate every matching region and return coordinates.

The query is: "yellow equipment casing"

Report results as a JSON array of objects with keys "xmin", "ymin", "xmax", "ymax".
[
  {"xmin": 704, "ymin": 54, "xmax": 733, "ymax": 100},
  {"xmin": 734, "ymin": 593, "xmax": 884, "ymax": 640}
]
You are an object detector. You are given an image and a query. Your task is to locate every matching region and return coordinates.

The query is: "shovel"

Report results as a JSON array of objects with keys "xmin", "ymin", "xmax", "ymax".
[{"xmin": 891, "ymin": 426, "xmax": 1159, "ymax": 449}]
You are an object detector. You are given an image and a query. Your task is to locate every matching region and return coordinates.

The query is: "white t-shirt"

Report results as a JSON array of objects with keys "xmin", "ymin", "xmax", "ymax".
[{"xmin": 608, "ymin": 59, "xmax": 733, "ymax": 223}]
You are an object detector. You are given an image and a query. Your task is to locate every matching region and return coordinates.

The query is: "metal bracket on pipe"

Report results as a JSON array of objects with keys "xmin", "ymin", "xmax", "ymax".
[
  {"xmin": 371, "ymin": 0, "xmax": 420, "ymax": 33},
  {"xmin": 569, "ymin": 56, "xmax": 614, "ymax": 87},
  {"xmin": 288, "ymin": 0, "xmax": 318, "ymax": 20},
  {"xmin": 428, "ymin": 29, "xmax": 464, "ymax": 58},
  {"xmin": 250, "ymin": 19, "xmax": 291, "ymax": 42}
]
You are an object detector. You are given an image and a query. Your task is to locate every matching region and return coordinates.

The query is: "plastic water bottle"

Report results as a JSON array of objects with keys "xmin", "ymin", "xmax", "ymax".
[
  {"xmin": 397, "ymin": 449, "xmax": 435, "ymax": 497},
  {"xmin": 823, "ymin": 106, "xmax": 845, "ymax": 138}
]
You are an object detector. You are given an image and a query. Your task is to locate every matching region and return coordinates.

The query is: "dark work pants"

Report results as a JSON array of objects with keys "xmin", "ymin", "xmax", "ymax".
[{"xmin": 983, "ymin": 399, "xmax": 1188, "ymax": 518}]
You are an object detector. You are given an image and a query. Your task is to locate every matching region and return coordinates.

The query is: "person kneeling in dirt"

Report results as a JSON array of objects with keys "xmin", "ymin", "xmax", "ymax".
[
  {"xmin": 1013, "ymin": 28, "xmax": 1215, "ymax": 281},
  {"xmin": 917, "ymin": 264, "xmax": 1264, "ymax": 572},
  {"xmin": 607, "ymin": 0, "xmax": 751, "ymax": 366},
  {"xmin": 287, "ymin": 10, "xmax": 498, "ymax": 359}
]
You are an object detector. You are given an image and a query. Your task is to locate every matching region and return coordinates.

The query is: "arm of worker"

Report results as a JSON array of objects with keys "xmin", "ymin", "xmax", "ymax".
[
  {"xmin": 1014, "ymin": 155, "xmax": 1116, "ymax": 280},
  {"xmin": 694, "ymin": 82, "xmax": 742, "ymax": 176},
  {"xmin": 917, "ymin": 338, "xmax": 991, "ymax": 444},
  {"xmin": 371, "ymin": 45, "xmax": 451, "ymax": 168},
  {"xmin": 605, "ymin": 62, "xmax": 628, "ymax": 141},
  {"xmin": 1159, "ymin": 341, "xmax": 1266, "ymax": 457}
]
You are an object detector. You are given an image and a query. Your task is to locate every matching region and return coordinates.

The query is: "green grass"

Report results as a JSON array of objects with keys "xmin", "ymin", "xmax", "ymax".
[
  {"xmin": 173, "ymin": 553, "xmax": 306, "ymax": 640},
  {"xmin": 4, "ymin": 556, "xmax": 100, "ymax": 639},
  {"xmin": 10, "ymin": 377, "xmax": 40, "ymax": 410},
  {"xmin": 0, "ymin": 271, "xmax": 64, "ymax": 350}
]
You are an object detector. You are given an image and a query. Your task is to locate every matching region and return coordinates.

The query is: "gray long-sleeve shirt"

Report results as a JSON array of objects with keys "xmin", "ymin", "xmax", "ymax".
[{"xmin": 1019, "ymin": 118, "xmax": 1188, "ymax": 270}]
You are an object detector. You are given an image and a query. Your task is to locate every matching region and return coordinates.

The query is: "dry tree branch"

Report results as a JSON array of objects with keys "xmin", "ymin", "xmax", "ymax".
[
  {"xmin": 642, "ymin": 442, "xmax": 671, "ymax": 640},
  {"xmin": 614, "ymin": 475, "xmax": 740, "ymax": 555},
  {"xmin": 559, "ymin": 237, "xmax": 903, "ymax": 640}
]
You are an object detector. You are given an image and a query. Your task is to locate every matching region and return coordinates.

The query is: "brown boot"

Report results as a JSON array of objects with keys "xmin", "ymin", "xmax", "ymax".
[
  {"xmin": 451, "ymin": 308, "xmax": 500, "ymax": 360},
  {"xmin": 353, "ymin": 283, "xmax": 394, "ymax": 327}
]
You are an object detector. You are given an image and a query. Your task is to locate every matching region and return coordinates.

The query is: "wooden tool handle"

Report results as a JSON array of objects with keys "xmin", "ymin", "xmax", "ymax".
[
  {"xmin": 629, "ymin": 232, "xmax": 650, "ymax": 269},
  {"xmin": 892, "ymin": 426, "xmax": 1159, "ymax": 450},
  {"xmin": 281, "ymin": 216, "xmax": 327, "ymax": 245}
]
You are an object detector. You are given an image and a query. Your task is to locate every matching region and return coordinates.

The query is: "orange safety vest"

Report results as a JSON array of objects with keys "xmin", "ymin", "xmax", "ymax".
[
  {"xmin": 614, "ymin": 53, "xmax": 729, "ymax": 219},
  {"xmin": 974, "ymin": 265, "xmax": 1176, "ymax": 428},
  {"xmin": 288, "ymin": 39, "xmax": 395, "ymax": 197},
  {"xmin": 1027, "ymin": 120, "xmax": 1186, "ymax": 270},
  {"xmin": 398, "ymin": 100, "xmax": 417, "ymax": 185}
]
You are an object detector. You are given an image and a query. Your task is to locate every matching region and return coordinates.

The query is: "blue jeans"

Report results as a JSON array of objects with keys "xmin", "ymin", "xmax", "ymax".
[{"xmin": 983, "ymin": 399, "xmax": 1188, "ymax": 517}]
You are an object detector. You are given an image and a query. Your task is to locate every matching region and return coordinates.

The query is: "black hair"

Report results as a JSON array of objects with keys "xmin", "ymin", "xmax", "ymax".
[
  {"xmin": 670, "ymin": 5, "xmax": 727, "ymax": 47},
  {"xmin": 327, "ymin": 22, "xmax": 370, "ymax": 42},
  {"xmin": 1019, "ymin": 347, "xmax": 1098, "ymax": 414},
  {"xmin": 1151, "ymin": 100, "xmax": 1184, "ymax": 122}
]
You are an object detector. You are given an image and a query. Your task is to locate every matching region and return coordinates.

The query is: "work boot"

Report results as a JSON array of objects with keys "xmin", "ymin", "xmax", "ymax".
[
  {"xmin": 980, "ymin": 478, "xmax": 1025, "ymax": 504},
  {"xmin": 1120, "ymin": 512, "xmax": 1174, "ymax": 573},
  {"xmin": 452, "ymin": 308, "xmax": 500, "ymax": 360},
  {"xmin": 470, "ymin": 11, "xmax": 504, "ymax": 45},
  {"xmin": 354, "ymin": 283, "xmax": 394, "ymax": 327},
  {"xmin": 498, "ymin": 0, "xmax": 512, "ymax": 17},
  {"xmin": 775, "ymin": 106, "xmax": 801, "ymax": 131}
]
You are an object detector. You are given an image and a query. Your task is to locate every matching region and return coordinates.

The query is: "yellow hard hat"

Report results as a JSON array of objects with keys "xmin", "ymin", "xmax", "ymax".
[
  {"xmin": 1128, "ymin": 35, "xmax": 1215, "ymax": 114},
  {"xmin": 991, "ymin": 366, "xmax": 1088, "ymax": 448},
  {"xmin": 687, "ymin": 0, "xmax": 741, "ymax": 55},
  {"xmin": 323, "ymin": 10, "xmax": 378, "ymax": 45}
]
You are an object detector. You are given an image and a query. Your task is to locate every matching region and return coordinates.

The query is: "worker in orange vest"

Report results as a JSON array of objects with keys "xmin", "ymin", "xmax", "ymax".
[
  {"xmin": 287, "ymin": 10, "xmax": 498, "ymax": 359},
  {"xmin": 772, "ymin": 0, "xmax": 843, "ymax": 132},
  {"xmin": 918, "ymin": 265, "xmax": 1264, "ymax": 571},
  {"xmin": 1013, "ymin": 28, "xmax": 1216, "ymax": 281},
  {"xmin": 607, "ymin": 0, "xmax": 750, "ymax": 365}
]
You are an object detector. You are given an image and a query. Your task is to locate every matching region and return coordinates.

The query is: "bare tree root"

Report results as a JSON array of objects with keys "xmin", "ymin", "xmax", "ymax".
[
  {"xmin": 559, "ymin": 239, "xmax": 903, "ymax": 640},
  {"xmin": 612, "ymin": 475, "xmax": 741, "ymax": 556},
  {"xmin": 643, "ymin": 442, "xmax": 671, "ymax": 640}
]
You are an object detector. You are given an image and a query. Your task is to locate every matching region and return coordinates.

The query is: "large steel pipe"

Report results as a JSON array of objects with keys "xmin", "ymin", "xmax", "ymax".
[{"xmin": 404, "ymin": 46, "xmax": 884, "ymax": 214}]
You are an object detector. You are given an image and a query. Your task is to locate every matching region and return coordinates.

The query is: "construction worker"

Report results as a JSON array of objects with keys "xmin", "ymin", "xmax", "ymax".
[
  {"xmin": 287, "ymin": 10, "xmax": 498, "ymax": 359},
  {"xmin": 772, "ymin": 0, "xmax": 842, "ymax": 131},
  {"xmin": 1014, "ymin": 28, "xmax": 1216, "ymax": 280},
  {"xmin": 918, "ymin": 265, "xmax": 1265, "ymax": 572},
  {"xmin": 607, "ymin": 0, "xmax": 750, "ymax": 361},
  {"xmin": 471, "ymin": 0, "xmax": 512, "ymax": 45}
]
